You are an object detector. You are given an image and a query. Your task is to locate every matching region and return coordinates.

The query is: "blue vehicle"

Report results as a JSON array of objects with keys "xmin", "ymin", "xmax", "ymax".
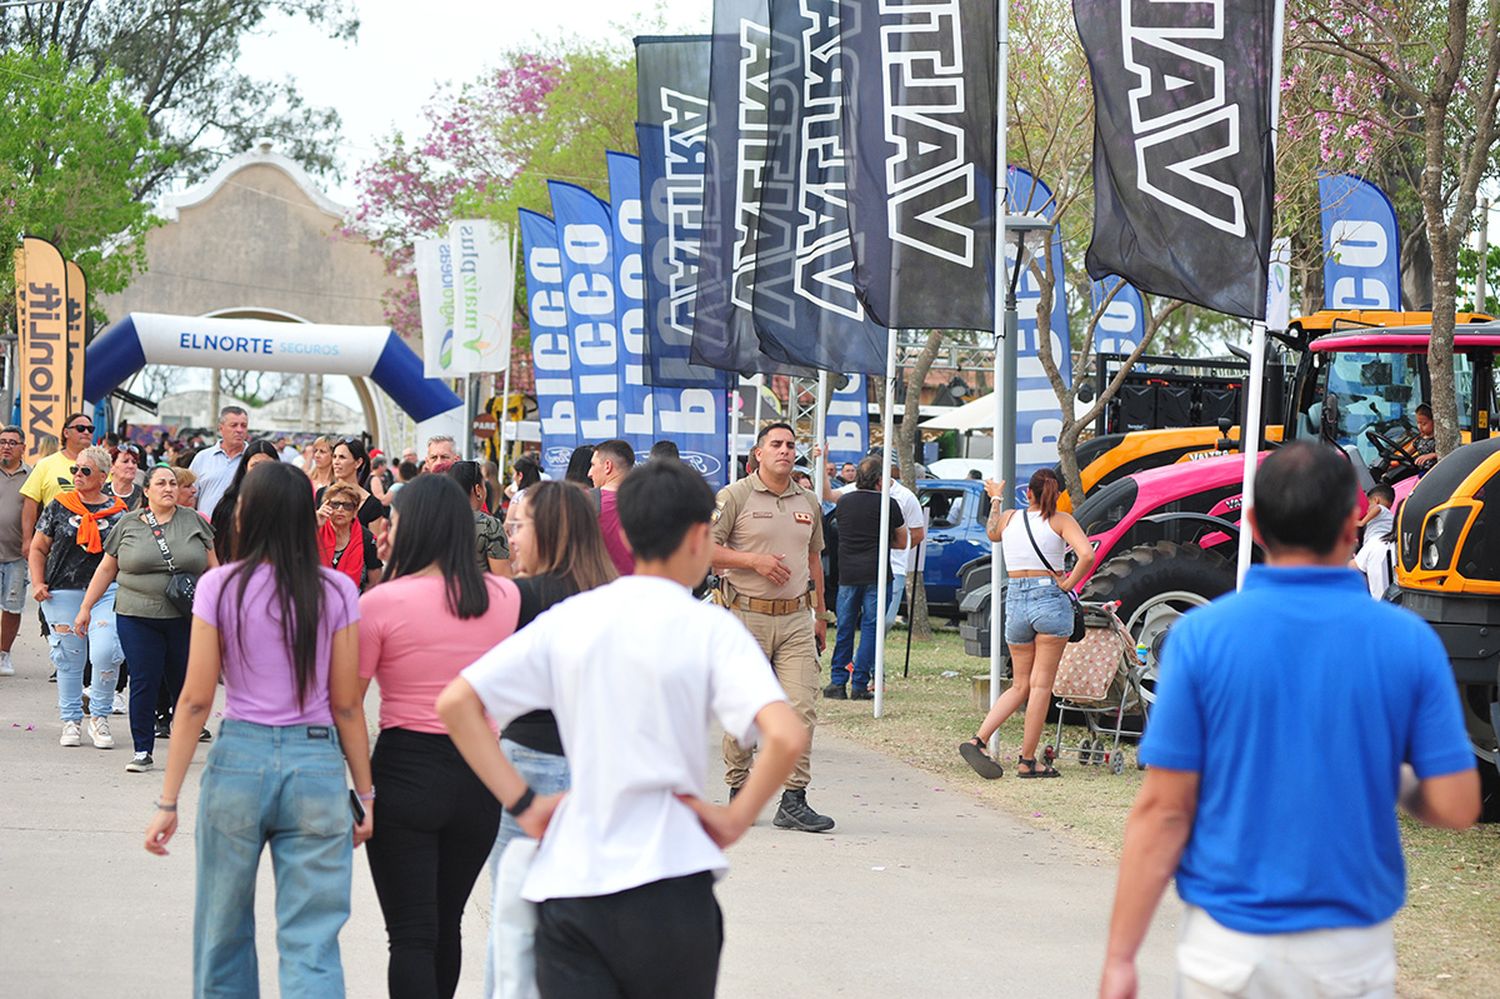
[{"xmin": 915, "ymin": 479, "xmax": 991, "ymax": 619}]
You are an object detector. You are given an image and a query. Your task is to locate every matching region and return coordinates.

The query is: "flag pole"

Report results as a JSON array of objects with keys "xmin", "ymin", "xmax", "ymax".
[
  {"xmin": 988, "ymin": 0, "xmax": 1011, "ymax": 755},
  {"xmin": 728, "ymin": 381, "xmax": 741, "ymax": 483},
  {"xmin": 873, "ymin": 326, "xmax": 899, "ymax": 718},
  {"xmin": 1236, "ymin": 0, "xmax": 1286, "ymax": 588},
  {"xmin": 814, "ymin": 370, "xmax": 829, "ymax": 496},
  {"xmin": 498, "ymin": 225, "xmax": 518, "ymax": 486}
]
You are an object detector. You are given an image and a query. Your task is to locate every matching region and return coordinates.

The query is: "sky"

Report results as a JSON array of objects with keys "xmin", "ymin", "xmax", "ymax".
[{"xmin": 238, "ymin": 0, "xmax": 711, "ymax": 204}]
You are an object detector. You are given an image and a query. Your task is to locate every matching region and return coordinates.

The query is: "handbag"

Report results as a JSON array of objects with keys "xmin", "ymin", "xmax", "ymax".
[
  {"xmin": 144, "ymin": 510, "xmax": 198, "ymax": 617},
  {"xmin": 1019, "ymin": 509, "xmax": 1087, "ymax": 643}
]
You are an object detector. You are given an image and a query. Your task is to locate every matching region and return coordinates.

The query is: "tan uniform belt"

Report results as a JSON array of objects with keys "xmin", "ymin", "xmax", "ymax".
[{"xmin": 730, "ymin": 593, "xmax": 810, "ymax": 616}]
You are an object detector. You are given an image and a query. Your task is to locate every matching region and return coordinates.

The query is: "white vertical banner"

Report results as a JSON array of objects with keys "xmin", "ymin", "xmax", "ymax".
[
  {"xmin": 448, "ymin": 219, "xmax": 515, "ymax": 375},
  {"xmin": 415, "ymin": 237, "xmax": 455, "ymax": 379},
  {"xmin": 1266, "ymin": 237, "xmax": 1292, "ymax": 331}
]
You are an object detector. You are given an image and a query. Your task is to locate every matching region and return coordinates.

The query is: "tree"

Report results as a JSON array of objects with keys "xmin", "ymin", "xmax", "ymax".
[
  {"xmin": 1, "ymin": 46, "xmax": 166, "ymax": 329},
  {"xmin": 0, "ymin": 1, "xmax": 357, "ymax": 195},
  {"xmin": 1299, "ymin": 1, "xmax": 1500, "ymax": 455}
]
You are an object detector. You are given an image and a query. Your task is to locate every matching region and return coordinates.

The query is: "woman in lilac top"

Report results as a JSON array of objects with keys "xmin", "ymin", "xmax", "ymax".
[{"xmin": 144, "ymin": 461, "xmax": 374, "ymax": 998}]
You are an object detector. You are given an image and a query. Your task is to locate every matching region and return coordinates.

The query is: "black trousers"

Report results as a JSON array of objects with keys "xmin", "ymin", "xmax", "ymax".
[
  {"xmin": 536, "ymin": 872, "xmax": 723, "ymax": 999},
  {"xmin": 366, "ymin": 727, "xmax": 502, "ymax": 999}
]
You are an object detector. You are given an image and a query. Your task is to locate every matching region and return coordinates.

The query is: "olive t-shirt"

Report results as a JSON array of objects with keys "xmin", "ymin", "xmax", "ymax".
[{"xmin": 105, "ymin": 510, "xmax": 216, "ymax": 618}]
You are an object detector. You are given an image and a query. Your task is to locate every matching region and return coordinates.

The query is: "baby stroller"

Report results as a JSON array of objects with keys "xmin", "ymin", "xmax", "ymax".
[{"xmin": 1042, "ymin": 600, "xmax": 1149, "ymax": 775}]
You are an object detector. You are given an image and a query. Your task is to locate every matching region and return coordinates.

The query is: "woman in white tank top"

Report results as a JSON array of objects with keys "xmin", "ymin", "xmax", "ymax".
[{"xmin": 958, "ymin": 468, "xmax": 1094, "ymax": 779}]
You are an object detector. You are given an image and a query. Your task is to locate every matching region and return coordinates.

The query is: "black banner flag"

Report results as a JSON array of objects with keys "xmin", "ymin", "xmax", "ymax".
[
  {"xmin": 634, "ymin": 35, "xmax": 732, "ymax": 390},
  {"xmin": 692, "ymin": 0, "xmax": 812, "ymax": 375},
  {"xmin": 837, "ymin": 0, "xmax": 997, "ymax": 331},
  {"xmin": 750, "ymin": 0, "xmax": 887, "ymax": 375},
  {"xmin": 1075, "ymin": 0, "xmax": 1276, "ymax": 319}
]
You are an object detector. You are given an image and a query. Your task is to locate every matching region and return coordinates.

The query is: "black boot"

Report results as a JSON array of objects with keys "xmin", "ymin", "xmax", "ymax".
[
  {"xmin": 773, "ymin": 789, "xmax": 835, "ymax": 833},
  {"xmin": 822, "ymin": 682, "xmax": 847, "ymax": 700}
]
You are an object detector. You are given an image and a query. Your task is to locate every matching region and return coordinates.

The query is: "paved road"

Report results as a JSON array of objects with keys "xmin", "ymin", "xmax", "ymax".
[{"xmin": 0, "ymin": 635, "xmax": 1179, "ymax": 997}]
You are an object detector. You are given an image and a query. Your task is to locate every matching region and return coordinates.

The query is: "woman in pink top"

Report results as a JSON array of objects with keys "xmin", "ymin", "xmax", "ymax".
[
  {"xmin": 357, "ymin": 474, "xmax": 522, "ymax": 998},
  {"xmin": 143, "ymin": 461, "xmax": 374, "ymax": 997}
]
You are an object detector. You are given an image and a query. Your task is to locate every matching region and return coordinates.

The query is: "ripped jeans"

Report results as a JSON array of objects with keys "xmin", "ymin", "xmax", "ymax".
[{"xmin": 43, "ymin": 584, "xmax": 124, "ymax": 722}]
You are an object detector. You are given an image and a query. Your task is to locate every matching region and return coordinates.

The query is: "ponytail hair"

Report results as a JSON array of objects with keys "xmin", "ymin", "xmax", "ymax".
[{"xmin": 1029, "ymin": 468, "xmax": 1061, "ymax": 520}]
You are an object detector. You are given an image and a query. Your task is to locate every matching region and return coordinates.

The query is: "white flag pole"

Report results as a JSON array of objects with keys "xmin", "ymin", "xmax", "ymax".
[
  {"xmin": 728, "ymin": 382, "xmax": 741, "ymax": 483},
  {"xmin": 873, "ymin": 327, "xmax": 899, "ymax": 718},
  {"xmin": 1236, "ymin": 0, "xmax": 1287, "ymax": 588},
  {"xmin": 814, "ymin": 370, "xmax": 829, "ymax": 497},
  {"xmin": 498, "ymin": 226, "xmax": 518, "ymax": 486},
  {"xmin": 988, "ymin": 0, "xmax": 1011, "ymax": 754}
]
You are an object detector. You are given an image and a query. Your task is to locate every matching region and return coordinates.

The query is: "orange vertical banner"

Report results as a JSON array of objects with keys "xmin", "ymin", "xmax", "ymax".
[
  {"xmin": 18, "ymin": 236, "xmax": 69, "ymax": 462},
  {"xmin": 65, "ymin": 259, "xmax": 87, "ymax": 418}
]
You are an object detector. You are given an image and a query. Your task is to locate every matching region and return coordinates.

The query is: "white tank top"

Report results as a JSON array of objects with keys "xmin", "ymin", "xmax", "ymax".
[{"xmin": 1001, "ymin": 509, "xmax": 1068, "ymax": 572}]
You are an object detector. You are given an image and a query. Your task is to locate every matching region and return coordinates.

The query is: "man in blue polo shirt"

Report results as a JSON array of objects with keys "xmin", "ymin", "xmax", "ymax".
[{"xmin": 1100, "ymin": 442, "xmax": 1479, "ymax": 998}]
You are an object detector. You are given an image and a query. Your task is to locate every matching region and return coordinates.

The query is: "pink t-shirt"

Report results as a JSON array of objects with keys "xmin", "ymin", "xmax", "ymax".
[
  {"xmin": 598, "ymin": 489, "xmax": 635, "ymax": 576},
  {"xmin": 193, "ymin": 562, "xmax": 361, "ymax": 726},
  {"xmin": 358, "ymin": 573, "xmax": 522, "ymax": 734}
]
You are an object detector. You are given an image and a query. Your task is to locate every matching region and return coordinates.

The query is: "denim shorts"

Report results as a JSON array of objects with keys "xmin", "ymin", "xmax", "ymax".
[
  {"xmin": 0, "ymin": 559, "xmax": 26, "ymax": 615},
  {"xmin": 1003, "ymin": 577, "xmax": 1074, "ymax": 644}
]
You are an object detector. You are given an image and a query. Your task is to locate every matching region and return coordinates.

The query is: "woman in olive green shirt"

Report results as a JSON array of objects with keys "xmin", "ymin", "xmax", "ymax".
[{"xmin": 76, "ymin": 465, "xmax": 218, "ymax": 771}]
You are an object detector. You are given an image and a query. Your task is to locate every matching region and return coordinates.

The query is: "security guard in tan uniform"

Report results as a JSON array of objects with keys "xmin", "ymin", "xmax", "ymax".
[{"xmin": 713, "ymin": 422, "xmax": 835, "ymax": 832}]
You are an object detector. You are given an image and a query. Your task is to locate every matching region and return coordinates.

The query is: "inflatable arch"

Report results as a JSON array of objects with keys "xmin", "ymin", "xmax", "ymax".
[{"xmin": 84, "ymin": 312, "xmax": 465, "ymax": 446}]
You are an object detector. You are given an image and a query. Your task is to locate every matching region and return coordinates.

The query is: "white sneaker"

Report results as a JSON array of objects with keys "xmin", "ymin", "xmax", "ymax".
[
  {"xmin": 88, "ymin": 716, "xmax": 114, "ymax": 749},
  {"xmin": 112, "ymin": 691, "xmax": 127, "ymax": 715},
  {"xmin": 0, "ymin": 651, "xmax": 13, "ymax": 676},
  {"xmin": 60, "ymin": 720, "xmax": 82, "ymax": 747}
]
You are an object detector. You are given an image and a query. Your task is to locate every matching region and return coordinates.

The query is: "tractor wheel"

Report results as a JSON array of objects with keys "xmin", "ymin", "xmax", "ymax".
[{"xmin": 1081, "ymin": 541, "xmax": 1238, "ymax": 707}]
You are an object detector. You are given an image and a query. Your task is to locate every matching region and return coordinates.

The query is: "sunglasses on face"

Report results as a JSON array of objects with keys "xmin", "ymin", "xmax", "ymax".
[
  {"xmin": 67, "ymin": 424, "xmax": 94, "ymax": 434},
  {"xmin": 327, "ymin": 500, "xmax": 357, "ymax": 511},
  {"xmin": 70, "ymin": 465, "xmax": 96, "ymax": 477}
]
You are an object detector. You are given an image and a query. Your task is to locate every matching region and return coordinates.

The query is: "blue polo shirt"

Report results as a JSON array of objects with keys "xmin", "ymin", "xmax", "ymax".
[{"xmin": 1141, "ymin": 565, "xmax": 1474, "ymax": 934}]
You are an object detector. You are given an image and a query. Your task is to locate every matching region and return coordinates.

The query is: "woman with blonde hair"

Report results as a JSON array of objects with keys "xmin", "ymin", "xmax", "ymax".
[
  {"xmin": 308, "ymin": 435, "xmax": 336, "ymax": 492},
  {"xmin": 481, "ymin": 480, "xmax": 617, "ymax": 995},
  {"xmin": 959, "ymin": 468, "xmax": 1095, "ymax": 780}
]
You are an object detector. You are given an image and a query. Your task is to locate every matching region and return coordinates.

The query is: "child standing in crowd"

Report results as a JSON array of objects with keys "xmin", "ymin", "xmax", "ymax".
[
  {"xmin": 144, "ymin": 462, "xmax": 373, "ymax": 998},
  {"xmin": 439, "ymin": 459, "xmax": 807, "ymax": 999},
  {"xmin": 358, "ymin": 475, "xmax": 523, "ymax": 998}
]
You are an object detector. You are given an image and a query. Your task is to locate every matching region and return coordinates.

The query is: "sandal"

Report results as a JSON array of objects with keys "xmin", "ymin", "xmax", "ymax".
[
  {"xmin": 959, "ymin": 737, "xmax": 1005, "ymax": 779},
  {"xmin": 1016, "ymin": 755, "xmax": 1061, "ymax": 779}
]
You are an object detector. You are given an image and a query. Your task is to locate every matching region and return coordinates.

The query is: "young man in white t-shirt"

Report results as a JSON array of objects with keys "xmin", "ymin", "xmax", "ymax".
[{"xmin": 438, "ymin": 460, "xmax": 808, "ymax": 999}]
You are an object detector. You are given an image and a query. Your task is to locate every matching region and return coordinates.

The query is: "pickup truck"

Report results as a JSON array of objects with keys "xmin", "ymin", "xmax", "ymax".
[{"xmin": 914, "ymin": 478, "xmax": 991, "ymax": 620}]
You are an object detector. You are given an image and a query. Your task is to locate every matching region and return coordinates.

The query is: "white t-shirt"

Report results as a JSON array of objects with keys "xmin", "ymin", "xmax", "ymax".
[
  {"xmin": 1354, "ymin": 537, "xmax": 1396, "ymax": 599},
  {"xmin": 461, "ymin": 575, "xmax": 788, "ymax": 903},
  {"xmin": 838, "ymin": 479, "xmax": 927, "ymax": 575},
  {"xmin": 1364, "ymin": 505, "xmax": 1394, "ymax": 543}
]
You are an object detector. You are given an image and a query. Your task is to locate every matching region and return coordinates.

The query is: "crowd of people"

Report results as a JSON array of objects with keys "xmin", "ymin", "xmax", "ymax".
[{"xmin": 0, "ymin": 407, "xmax": 1485, "ymax": 999}]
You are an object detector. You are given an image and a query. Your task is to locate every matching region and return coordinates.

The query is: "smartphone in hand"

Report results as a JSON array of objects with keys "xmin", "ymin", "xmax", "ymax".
[{"xmin": 348, "ymin": 790, "xmax": 366, "ymax": 825}]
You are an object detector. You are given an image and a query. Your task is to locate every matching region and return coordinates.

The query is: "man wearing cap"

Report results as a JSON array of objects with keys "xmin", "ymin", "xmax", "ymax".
[{"xmin": 712, "ymin": 422, "xmax": 834, "ymax": 833}]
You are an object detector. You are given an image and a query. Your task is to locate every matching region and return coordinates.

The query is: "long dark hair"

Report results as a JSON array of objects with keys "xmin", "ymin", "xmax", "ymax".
[
  {"xmin": 383, "ymin": 475, "xmax": 490, "ymax": 619},
  {"xmin": 521, "ymin": 481, "xmax": 617, "ymax": 593},
  {"xmin": 211, "ymin": 439, "xmax": 281, "ymax": 559},
  {"xmin": 1028, "ymin": 468, "xmax": 1061, "ymax": 520},
  {"xmin": 512, "ymin": 456, "xmax": 542, "ymax": 491},
  {"xmin": 216, "ymin": 462, "xmax": 327, "ymax": 706},
  {"xmin": 564, "ymin": 445, "xmax": 594, "ymax": 485},
  {"xmin": 445, "ymin": 460, "xmax": 485, "ymax": 504},
  {"xmin": 335, "ymin": 437, "xmax": 371, "ymax": 488}
]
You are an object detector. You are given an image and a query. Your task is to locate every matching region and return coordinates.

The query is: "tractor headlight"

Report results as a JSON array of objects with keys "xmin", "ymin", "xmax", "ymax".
[
  {"xmin": 1420, "ymin": 508, "xmax": 1470, "ymax": 572},
  {"xmin": 1423, "ymin": 543, "xmax": 1442, "ymax": 570}
]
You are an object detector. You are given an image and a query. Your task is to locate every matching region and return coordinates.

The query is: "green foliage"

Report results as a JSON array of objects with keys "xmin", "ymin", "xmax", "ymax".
[
  {"xmin": 1456, "ymin": 241, "xmax": 1500, "ymax": 316},
  {"xmin": 0, "ymin": 46, "xmax": 169, "ymax": 328}
]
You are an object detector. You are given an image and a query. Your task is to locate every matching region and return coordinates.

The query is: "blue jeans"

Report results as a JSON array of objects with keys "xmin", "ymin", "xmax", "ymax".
[
  {"xmin": 116, "ymin": 613, "xmax": 192, "ymax": 755},
  {"xmin": 885, "ymin": 573, "xmax": 907, "ymax": 630},
  {"xmin": 43, "ymin": 585, "xmax": 123, "ymax": 721},
  {"xmin": 194, "ymin": 719, "xmax": 353, "ymax": 998},
  {"xmin": 833, "ymin": 583, "xmax": 881, "ymax": 689},
  {"xmin": 483, "ymin": 739, "xmax": 571, "ymax": 999}
]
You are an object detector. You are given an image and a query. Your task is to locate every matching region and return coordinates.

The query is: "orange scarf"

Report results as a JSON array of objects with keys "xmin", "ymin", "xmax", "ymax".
[{"xmin": 57, "ymin": 491, "xmax": 127, "ymax": 553}]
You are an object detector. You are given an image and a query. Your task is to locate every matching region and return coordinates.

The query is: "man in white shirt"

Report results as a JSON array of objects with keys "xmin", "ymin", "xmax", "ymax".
[
  {"xmin": 439, "ymin": 460, "xmax": 807, "ymax": 999},
  {"xmin": 188, "ymin": 406, "xmax": 249, "ymax": 516},
  {"xmin": 826, "ymin": 457, "xmax": 928, "ymax": 634}
]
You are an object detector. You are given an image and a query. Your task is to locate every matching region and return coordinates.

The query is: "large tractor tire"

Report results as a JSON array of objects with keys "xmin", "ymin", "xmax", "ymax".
[{"xmin": 1081, "ymin": 541, "xmax": 1238, "ymax": 705}]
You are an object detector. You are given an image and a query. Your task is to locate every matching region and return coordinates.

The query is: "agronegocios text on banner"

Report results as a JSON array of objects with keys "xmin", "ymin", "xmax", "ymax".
[
  {"xmin": 1075, "ymin": 0, "xmax": 1277, "ymax": 320},
  {"xmin": 1319, "ymin": 173, "xmax": 1401, "ymax": 312},
  {"xmin": 549, "ymin": 182, "xmax": 623, "ymax": 443},
  {"xmin": 750, "ymin": 0, "xmax": 887, "ymax": 375},
  {"xmin": 837, "ymin": 0, "xmax": 998, "ymax": 331},
  {"xmin": 606, "ymin": 151, "xmax": 658, "ymax": 456},
  {"xmin": 519, "ymin": 209, "xmax": 582, "ymax": 480},
  {"xmin": 415, "ymin": 236, "xmax": 457, "ymax": 379},
  {"xmin": 447, "ymin": 219, "xmax": 516, "ymax": 376}
]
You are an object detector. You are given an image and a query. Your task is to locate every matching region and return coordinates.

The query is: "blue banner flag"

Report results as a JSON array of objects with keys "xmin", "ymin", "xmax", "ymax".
[
  {"xmin": 1089, "ymin": 276, "xmax": 1146, "ymax": 356},
  {"xmin": 549, "ymin": 181, "xmax": 622, "ymax": 443},
  {"xmin": 825, "ymin": 373, "xmax": 869, "ymax": 471},
  {"xmin": 518, "ymin": 210, "xmax": 579, "ymax": 478},
  {"xmin": 1009, "ymin": 166, "xmax": 1072, "ymax": 501},
  {"xmin": 1319, "ymin": 173, "xmax": 1401, "ymax": 311},
  {"xmin": 606, "ymin": 152, "xmax": 656, "ymax": 455}
]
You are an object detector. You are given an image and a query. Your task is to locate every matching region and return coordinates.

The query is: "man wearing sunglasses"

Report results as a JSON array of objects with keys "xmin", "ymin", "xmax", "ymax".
[
  {"xmin": 20, "ymin": 413, "xmax": 96, "ymax": 563},
  {"xmin": 0, "ymin": 426, "xmax": 30, "ymax": 676}
]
